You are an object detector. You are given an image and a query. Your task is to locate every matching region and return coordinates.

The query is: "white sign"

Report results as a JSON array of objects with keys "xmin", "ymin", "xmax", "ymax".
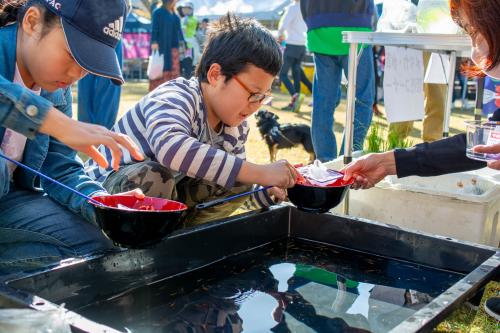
[
  {"xmin": 383, "ymin": 46, "xmax": 425, "ymax": 123},
  {"xmin": 424, "ymin": 53, "xmax": 450, "ymax": 84}
]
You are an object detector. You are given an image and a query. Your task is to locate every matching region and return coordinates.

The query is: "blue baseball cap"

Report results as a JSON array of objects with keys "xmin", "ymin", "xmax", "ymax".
[{"xmin": 40, "ymin": 0, "xmax": 128, "ymax": 85}]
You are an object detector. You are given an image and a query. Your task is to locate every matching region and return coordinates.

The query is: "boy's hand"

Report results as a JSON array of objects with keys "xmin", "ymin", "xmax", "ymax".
[
  {"xmin": 238, "ymin": 160, "xmax": 298, "ymax": 188},
  {"xmin": 268, "ymin": 186, "xmax": 286, "ymax": 203},
  {"xmin": 261, "ymin": 160, "xmax": 298, "ymax": 188}
]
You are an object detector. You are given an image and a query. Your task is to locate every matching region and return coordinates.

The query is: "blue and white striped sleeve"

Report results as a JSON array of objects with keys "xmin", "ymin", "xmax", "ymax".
[{"xmin": 144, "ymin": 91, "xmax": 244, "ymax": 190}]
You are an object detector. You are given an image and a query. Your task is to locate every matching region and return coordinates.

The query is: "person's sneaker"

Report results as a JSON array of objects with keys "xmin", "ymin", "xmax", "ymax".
[
  {"xmin": 484, "ymin": 297, "xmax": 500, "ymax": 321},
  {"xmin": 281, "ymin": 93, "xmax": 298, "ymax": 111},
  {"xmin": 292, "ymin": 93, "xmax": 304, "ymax": 113}
]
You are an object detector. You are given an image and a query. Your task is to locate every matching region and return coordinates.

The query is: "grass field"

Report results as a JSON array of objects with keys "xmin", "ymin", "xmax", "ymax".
[{"xmin": 74, "ymin": 81, "xmax": 499, "ymax": 332}]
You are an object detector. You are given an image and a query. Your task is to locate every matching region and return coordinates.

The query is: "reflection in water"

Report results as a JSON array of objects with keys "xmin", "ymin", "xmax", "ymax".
[{"xmin": 78, "ymin": 239, "xmax": 463, "ymax": 333}]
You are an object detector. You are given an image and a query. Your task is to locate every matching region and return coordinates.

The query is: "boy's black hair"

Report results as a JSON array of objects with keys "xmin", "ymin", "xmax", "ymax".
[{"xmin": 196, "ymin": 13, "xmax": 282, "ymax": 83}]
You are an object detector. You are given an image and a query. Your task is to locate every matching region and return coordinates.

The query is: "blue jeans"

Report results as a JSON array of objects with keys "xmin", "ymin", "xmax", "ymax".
[
  {"xmin": 0, "ymin": 170, "xmax": 114, "ymax": 273},
  {"xmin": 0, "ymin": 151, "xmax": 9, "ymax": 197},
  {"xmin": 279, "ymin": 44, "xmax": 312, "ymax": 96},
  {"xmin": 312, "ymin": 49, "xmax": 375, "ymax": 162}
]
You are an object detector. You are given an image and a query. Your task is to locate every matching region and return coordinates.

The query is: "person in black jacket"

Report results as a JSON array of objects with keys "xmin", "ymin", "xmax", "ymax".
[{"xmin": 342, "ymin": 0, "xmax": 500, "ymax": 320}]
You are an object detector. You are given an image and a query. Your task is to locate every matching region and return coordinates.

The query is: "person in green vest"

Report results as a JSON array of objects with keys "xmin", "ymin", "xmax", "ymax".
[
  {"xmin": 300, "ymin": 0, "xmax": 376, "ymax": 162},
  {"xmin": 177, "ymin": 1, "xmax": 199, "ymax": 78}
]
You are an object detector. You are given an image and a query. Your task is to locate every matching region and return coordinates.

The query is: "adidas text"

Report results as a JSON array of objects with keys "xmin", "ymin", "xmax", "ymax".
[
  {"xmin": 45, "ymin": 0, "xmax": 61, "ymax": 10},
  {"xmin": 103, "ymin": 17, "xmax": 124, "ymax": 40},
  {"xmin": 103, "ymin": 27, "xmax": 121, "ymax": 39}
]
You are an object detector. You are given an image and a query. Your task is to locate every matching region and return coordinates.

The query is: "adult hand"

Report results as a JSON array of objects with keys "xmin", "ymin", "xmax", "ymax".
[
  {"xmin": 473, "ymin": 144, "xmax": 500, "ymax": 170},
  {"xmin": 341, "ymin": 151, "xmax": 397, "ymax": 189},
  {"xmin": 39, "ymin": 108, "xmax": 144, "ymax": 170}
]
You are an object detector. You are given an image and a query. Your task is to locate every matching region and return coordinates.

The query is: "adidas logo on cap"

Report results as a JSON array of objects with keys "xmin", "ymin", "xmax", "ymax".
[
  {"xmin": 103, "ymin": 16, "xmax": 124, "ymax": 40},
  {"xmin": 44, "ymin": 0, "xmax": 61, "ymax": 10}
]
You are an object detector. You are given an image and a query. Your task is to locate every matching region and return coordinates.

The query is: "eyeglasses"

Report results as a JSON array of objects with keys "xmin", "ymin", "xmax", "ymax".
[{"xmin": 233, "ymin": 76, "xmax": 273, "ymax": 104}]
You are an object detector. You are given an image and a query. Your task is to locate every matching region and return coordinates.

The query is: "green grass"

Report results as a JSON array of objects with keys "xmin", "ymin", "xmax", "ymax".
[
  {"xmin": 434, "ymin": 281, "xmax": 500, "ymax": 333},
  {"xmin": 365, "ymin": 122, "xmax": 385, "ymax": 153}
]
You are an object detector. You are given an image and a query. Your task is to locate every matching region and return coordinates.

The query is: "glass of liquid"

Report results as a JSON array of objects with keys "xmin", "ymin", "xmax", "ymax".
[{"xmin": 465, "ymin": 120, "xmax": 500, "ymax": 161}]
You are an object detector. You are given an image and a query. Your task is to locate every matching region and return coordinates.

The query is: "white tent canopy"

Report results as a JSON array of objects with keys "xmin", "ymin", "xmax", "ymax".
[
  {"xmin": 133, "ymin": 0, "xmax": 290, "ymax": 20},
  {"xmin": 185, "ymin": 0, "xmax": 290, "ymax": 20}
]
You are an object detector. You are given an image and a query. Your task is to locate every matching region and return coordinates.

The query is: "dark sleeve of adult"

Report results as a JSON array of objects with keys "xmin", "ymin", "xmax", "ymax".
[
  {"xmin": 173, "ymin": 15, "xmax": 181, "ymax": 48},
  {"xmin": 151, "ymin": 9, "xmax": 159, "ymax": 45},
  {"xmin": 394, "ymin": 133, "xmax": 486, "ymax": 177}
]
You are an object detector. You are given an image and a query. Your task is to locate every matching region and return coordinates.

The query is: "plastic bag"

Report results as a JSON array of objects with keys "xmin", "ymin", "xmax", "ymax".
[
  {"xmin": 296, "ymin": 160, "xmax": 343, "ymax": 187},
  {"xmin": 0, "ymin": 308, "xmax": 71, "ymax": 333},
  {"xmin": 376, "ymin": 0, "xmax": 418, "ymax": 33},
  {"xmin": 147, "ymin": 50, "xmax": 164, "ymax": 80}
]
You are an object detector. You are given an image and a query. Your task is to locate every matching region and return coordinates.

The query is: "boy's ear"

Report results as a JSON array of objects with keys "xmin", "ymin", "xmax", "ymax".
[{"xmin": 206, "ymin": 63, "xmax": 224, "ymax": 87}]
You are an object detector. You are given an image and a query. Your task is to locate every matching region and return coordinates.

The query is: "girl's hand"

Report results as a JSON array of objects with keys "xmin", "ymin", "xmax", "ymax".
[
  {"xmin": 112, "ymin": 188, "xmax": 145, "ymax": 199},
  {"xmin": 40, "ymin": 108, "xmax": 144, "ymax": 170}
]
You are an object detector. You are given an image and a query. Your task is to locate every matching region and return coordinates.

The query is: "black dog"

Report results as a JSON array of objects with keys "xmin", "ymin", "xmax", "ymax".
[{"xmin": 254, "ymin": 110, "xmax": 315, "ymax": 163}]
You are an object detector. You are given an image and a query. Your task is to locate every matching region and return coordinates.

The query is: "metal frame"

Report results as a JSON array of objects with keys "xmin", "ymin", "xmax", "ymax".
[
  {"xmin": 342, "ymin": 32, "xmax": 472, "ymax": 214},
  {"xmin": 0, "ymin": 205, "xmax": 498, "ymax": 333}
]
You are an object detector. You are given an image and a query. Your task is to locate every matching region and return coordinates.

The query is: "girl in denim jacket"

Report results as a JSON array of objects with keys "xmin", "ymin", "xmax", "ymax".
[{"xmin": 0, "ymin": 0, "xmax": 143, "ymax": 273}]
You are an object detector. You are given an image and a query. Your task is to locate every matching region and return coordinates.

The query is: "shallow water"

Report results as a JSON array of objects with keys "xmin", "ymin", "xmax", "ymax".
[{"xmin": 77, "ymin": 239, "xmax": 463, "ymax": 333}]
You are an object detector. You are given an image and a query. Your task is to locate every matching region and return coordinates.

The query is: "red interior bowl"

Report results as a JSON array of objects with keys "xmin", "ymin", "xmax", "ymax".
[
  {"xmin": 90, "ymin": 195, "xmax": 188, "ymax": 248},
  {"xmin": 92, "ymin": 195, "xmax": 187, "ymax": 212},
  {"xmin": 289, "ymin": 171, "xmax": 354, "ymax": 213}
]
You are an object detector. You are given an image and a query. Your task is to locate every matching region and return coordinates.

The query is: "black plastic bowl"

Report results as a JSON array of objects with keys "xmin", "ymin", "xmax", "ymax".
[
  {"xmin": 287, "ymin": 177, "xmax": 354, "ymax": 213},
  {"xmin": 91, "ymin": 195, "xmax": 188, "ymax": 248}
]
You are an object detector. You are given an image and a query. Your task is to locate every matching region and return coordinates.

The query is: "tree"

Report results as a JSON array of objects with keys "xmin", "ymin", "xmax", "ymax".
[{"xmin": 135, "ymin": 0, "xmax": 160, "ymax": 16}]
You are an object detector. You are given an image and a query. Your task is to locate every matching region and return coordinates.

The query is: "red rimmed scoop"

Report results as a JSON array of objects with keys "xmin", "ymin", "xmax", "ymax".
[{"xmin": 90, "ymin": 195, "xmax": 188, "ymax": 248}]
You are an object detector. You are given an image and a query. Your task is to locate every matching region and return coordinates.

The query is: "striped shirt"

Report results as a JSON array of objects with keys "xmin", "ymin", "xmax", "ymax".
[{"xmin": 85, "ymin": 77, "xmax": 274, "ymax": 207}]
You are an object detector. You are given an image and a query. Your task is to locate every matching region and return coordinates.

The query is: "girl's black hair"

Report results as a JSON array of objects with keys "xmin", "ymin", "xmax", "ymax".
[
  {"xmin": 0, "ymin": 0, "xmax": 58, "ymax": 32},
  {"xmin": 196, "ymin": 13, "xmax": 282, "ymax": 82}
]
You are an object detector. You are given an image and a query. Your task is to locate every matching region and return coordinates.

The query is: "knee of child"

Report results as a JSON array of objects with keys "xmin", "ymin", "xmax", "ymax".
[
  {"xmin": 119, "ymin": 161, "xmax": 178, "ymax": 198},
  {"xmin": 136, "ymin": 161, "xmax": 177, "ymax": 182}
]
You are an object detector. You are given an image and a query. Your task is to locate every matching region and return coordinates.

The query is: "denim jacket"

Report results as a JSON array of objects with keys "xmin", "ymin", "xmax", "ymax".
[{"xmin": 0, "ymin": 24, "xmax": 107, "ymax": 223}]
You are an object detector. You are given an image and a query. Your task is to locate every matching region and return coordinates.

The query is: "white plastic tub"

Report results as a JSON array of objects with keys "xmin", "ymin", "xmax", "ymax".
[{"xmin": 326, "ymin": 157, "xmax": 500, "ymax": 247}]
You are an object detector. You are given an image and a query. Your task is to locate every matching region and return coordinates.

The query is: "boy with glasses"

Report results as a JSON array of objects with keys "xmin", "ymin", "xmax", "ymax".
[{"xmin": 85, "ymin": 14, "xmax": 298, "ymax": 225}]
